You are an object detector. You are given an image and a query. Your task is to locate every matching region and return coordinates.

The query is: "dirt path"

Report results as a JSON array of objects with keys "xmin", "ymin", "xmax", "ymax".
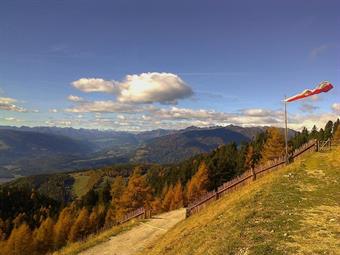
[{"xmin": 79, "ymin": 208, "xmax": 186, "ymax": 255}]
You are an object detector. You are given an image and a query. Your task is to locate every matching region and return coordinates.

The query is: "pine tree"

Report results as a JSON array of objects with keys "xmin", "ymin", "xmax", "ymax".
[
  {"xmin": 69, "ymin": 207, "xmax": 90, "ymax": 242},
  {"xmin": 33, "ymin": 217, "xmax": 54, "ymax": 254},
  {"xmin": 324, "ymin": 120, "xmax": 334, "ymax": 140},
  {"xmin": 333, "ymin": 125, "xmax": 340, "ymax": 145},
  {"xmin": 310, "ymin": 125, "xmax": 318, "ymax": 139},
  {"xmin": 261, "ymin": 127, "xmax": 285, "ymax": 163},
  {"xmin": 187, "ymin": 161, "xmax": 209, "ymax": 203},
  {"xmin": 4, "ymin": 223, "xmax": 33, "ymax": 255},
  {"xmin": 333, "ymin": 119, "xmax": 340, "ymax": 135}
]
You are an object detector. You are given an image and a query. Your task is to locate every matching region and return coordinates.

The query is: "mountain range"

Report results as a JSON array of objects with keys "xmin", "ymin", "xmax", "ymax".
[{"xmin": 0, "ymin": 125, "xmax": 296, "ymax": 179}]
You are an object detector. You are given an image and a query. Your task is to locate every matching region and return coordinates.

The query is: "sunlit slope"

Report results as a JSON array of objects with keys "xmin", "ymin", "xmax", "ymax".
[{"xmin": 142, "ymin": 147, "xmax": 340, "ymax": 255}]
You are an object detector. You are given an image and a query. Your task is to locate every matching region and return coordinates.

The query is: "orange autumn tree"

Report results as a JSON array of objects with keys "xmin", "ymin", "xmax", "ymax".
[
  {"xmin": 162, "ymin": 185, "xmax": 174, "ymax": 211},
  {"xmin": 54, "ymin": 205, "xmax": 75, "ymax": 248},
  {"xmin": 261, "ymin": 127, "xmax": 285, "ymax": 163},
  {"xmin": 187, "ymin": 161, "xmax": 209, "ymax": 203},
  {"xmin": 171, "ymin": 181, "xmax": 184, "ymax": 209},
  {"xmin": 68, "ymin": 207, "xmax": 89, "ymax": 242},
  {"xmin": 3, "ymin": 222, "xmax": 33, "ymax": 255},
  {"xmin": 105, "ymin": 176, "xmax": 126, "ymax": 226},
  {"xmin": 117, "ymin": 168, "xmax": 153, "ymax": 219},
  {"xmin": 33, "ymin": 217, "xmax": 54, "ymax": 254}
]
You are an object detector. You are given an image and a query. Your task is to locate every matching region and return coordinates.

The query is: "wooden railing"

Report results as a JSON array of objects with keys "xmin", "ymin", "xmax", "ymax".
[
  {"xmin": 186, "ymin": 139, "xmax": 317, "ymax": 217},
  {"xmin": 118, "ymin": 207, "xmax": 150, "ymax": 224}
]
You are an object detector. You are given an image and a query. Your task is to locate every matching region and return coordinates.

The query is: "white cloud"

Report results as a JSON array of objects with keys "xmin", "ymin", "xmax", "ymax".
[
  {"xmin": 0, "ymin": 97, "xmax": 17, "ymax": 104},
  {"xmin": 240, "ymin": 108, "xmax": 276, "ymax": 117},
  {"xmin": 4, "ymin": 117, "xmax": 21, "ymax": 122},
  {"xmin": 332, "ymin": 103, "xmax": 340, "ymax": 114},
  {"xmin": 49, "ymin": 109, "xmax": 58, "ymax": 113},
  {"xmin": 72, "ymin": 78, "xmax": 117, "ymax": 93},
  {"xmin": 0, "ymin": 97, "xmax": 27, "ymax": 112},
  {"xmin": 72, "ymin": 72, "xmax": 193, "ymax": 104},
  {"xmin": 68, "ymin": 95, "xmax": 84, "ymax": 102},
  {"xmin": 117, "ymin": 72, "xmax": 193, "ymax": 104},
  {"xmin": 65, "ymin": 100, "xmax": 141, "ymax": 113}
]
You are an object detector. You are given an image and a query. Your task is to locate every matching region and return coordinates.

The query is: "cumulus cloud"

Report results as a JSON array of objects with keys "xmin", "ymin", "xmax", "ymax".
[
  {"xmin": 332, "ymin": 103, "xmax": 340, "ymax": 114},
  {"xmin": 117, "ymin": 72, "xmax": 193, "ymax": 104},
  {"xmin": 72, "ymin": 72, "xmax": 193, "ymax": 104},
  {"xmin": 49, "ymin": 109, "xmax": 58, "ymax": 113},
  {"xmin": 72, "ymin": 78, "xmax": 117, "ymax": 93},
  {"xmin": 0, "ymin": 97, "xmax": 27, "ymax": 112},
  {"xmin": 68, "ymin": 95, "xmax": 84, "ymax": 102}
]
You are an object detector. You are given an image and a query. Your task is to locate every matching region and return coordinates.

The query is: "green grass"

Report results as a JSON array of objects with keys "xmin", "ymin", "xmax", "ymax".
[
  {"xmin": 53, "ymin": 221, "xmax": 138, "ymax": 255},
  {"xmin": 142, "ymin": 147, "xmax": 340, "ymax": 255},
  {"xmin": 71, "ymin": 173, "xmax": 91, "ymax": 198}
]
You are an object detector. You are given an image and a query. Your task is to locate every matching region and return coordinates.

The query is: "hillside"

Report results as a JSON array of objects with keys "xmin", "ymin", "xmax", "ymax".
[
  {"xmin": 141, "ymin": 147, "xmax": 340, "ymax": 255},
  {"xmin": 0, "ymin": 129, "xmax": 95, "ymax": 177}
]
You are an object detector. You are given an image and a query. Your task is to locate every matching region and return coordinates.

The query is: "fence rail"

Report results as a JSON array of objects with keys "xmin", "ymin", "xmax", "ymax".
[
  {"xmin": 119, "ymin": 207, "xmax": 149, "ymax": 224},
  {"xmin": 186, "ymin": 139, "xmax": 317, "ymax": 217}
]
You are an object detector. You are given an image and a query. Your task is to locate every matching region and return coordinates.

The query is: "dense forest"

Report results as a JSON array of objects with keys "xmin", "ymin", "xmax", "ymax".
[{"xmin": 0, "ymin": 119, "xmax": 339, "ymax": 255}]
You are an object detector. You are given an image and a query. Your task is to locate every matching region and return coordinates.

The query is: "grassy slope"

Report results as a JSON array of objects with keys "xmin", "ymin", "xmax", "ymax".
[{"xmin": 142, "ymin": 147, "xmax": 340, "ymax": 255}]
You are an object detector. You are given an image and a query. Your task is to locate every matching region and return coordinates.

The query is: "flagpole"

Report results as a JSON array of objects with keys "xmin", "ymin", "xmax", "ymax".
[{"xmin": 284, "ymin": 96, "xmax": 289, "ymax": 163}]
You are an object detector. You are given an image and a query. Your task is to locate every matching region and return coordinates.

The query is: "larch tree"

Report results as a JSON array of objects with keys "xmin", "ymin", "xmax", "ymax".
[
  {"xmin": 261, "ymin": 127, "xmax": 285, "ymax": 163},
  {"xmin": 117, "ymin": 169, "xmax": 153, "ymax": 219},
  {"xmin": 4, "ymin": 223, "xmax": 33, "ymax": 255},
  {"xmin": 171, "ymin": 181, "xmax": 184, "ymax": 210},
  {"xmin": 186, "ymin": 161, "xmax": 209, "ymax": 203},
  {"xmin": 54, "ymin": 206, "xmax": 75, "ymax": 248},
  {"xmin": 162, "ymin": 185, "xmax": 174, "ymax": 211},
  {"xmin": 33, "ymin": 217, "xmax": 54, "ymax": 254},
  {"xmin": 69, "ymin": 207, "xmax": 90, "ymax": 242},
  {"xmin": 106, "ymin": 175, "xmax": 126, "ymax": 223}
]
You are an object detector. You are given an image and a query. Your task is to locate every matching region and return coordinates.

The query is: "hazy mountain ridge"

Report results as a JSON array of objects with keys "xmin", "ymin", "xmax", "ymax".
[{"xmin": 0, "ymin": 125, "xmax": 296, "ymax": 179}]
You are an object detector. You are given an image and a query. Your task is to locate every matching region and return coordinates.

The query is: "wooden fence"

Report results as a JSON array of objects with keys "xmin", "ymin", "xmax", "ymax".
[
  {"xmin": 118, "ymin": 207, "xmax": 151, "ymax": 224},
  {"xmin": 186, "ymin": 139, "xmax": 317, "ymax": 217}
]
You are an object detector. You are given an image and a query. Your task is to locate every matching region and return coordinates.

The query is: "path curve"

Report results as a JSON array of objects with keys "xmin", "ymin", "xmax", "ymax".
[{"xmin": 79, "ymin": 208, "xmax": 186, "ymax": 255}]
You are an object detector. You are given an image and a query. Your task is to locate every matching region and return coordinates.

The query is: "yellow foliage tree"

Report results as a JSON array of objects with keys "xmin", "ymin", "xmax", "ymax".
[
  {"xmin": 33, "ymin": 217, "xmax": 54, "ymax": 254},
  {"xmin": 3, "ymin": 223, "xmax": 33, "ymax": 255},
  {"xmin": 117, "ymin": 169, "xmax": 153, "ymax": 219},
  {"xmin": 88, "ymin": 205, "xmax": 105, "ymax": 233},
  {"xmin": 105, "ymin": 176, "xmax": 126, "ymax": 226},
  {"xmin": 54, "ymin": 206, "xmax": 75, "ymax": 248},
  {"xmin": 162, "ymin": 185, "xmax": 174, "ymax": 211},
  {"xmin": 187, "ymin": 161, "xmax": 209, "ymax": 203},
  {"xmin": 171, "ymin": 181, "xmax": 184, "ymax": 210},
  {"xmin": 261, "ymin": 127, "xmax": 285, "ymax": 163},
  {"xmin": 68, "ymin": 207, "xmax": 89, "ymax": 242}
]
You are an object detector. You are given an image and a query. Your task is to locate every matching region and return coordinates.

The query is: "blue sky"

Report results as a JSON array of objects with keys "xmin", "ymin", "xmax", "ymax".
[{"xmin": 0, "ymin": 0, "xmax": 339, "ymax": 131}]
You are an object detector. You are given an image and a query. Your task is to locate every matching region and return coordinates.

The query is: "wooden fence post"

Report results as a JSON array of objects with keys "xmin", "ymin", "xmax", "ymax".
[{"xmin": 251, "ymin": 167, "xmax": 256, "ymax": 181}]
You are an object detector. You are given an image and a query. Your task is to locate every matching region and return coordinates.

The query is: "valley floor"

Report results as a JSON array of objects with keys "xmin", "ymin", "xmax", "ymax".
[
  {"xmin": 79, "ymin": 208, "xmax": 186, "ymax": 255},
  {"xmin": 141, "ymin": 147, "xmax": 340, "ymax": 255}
]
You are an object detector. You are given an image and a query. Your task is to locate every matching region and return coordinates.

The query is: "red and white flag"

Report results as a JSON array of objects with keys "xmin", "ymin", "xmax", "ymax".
[{"xmin": 285, "ymin": 81, "xmax": 334, "ymax": 102}]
